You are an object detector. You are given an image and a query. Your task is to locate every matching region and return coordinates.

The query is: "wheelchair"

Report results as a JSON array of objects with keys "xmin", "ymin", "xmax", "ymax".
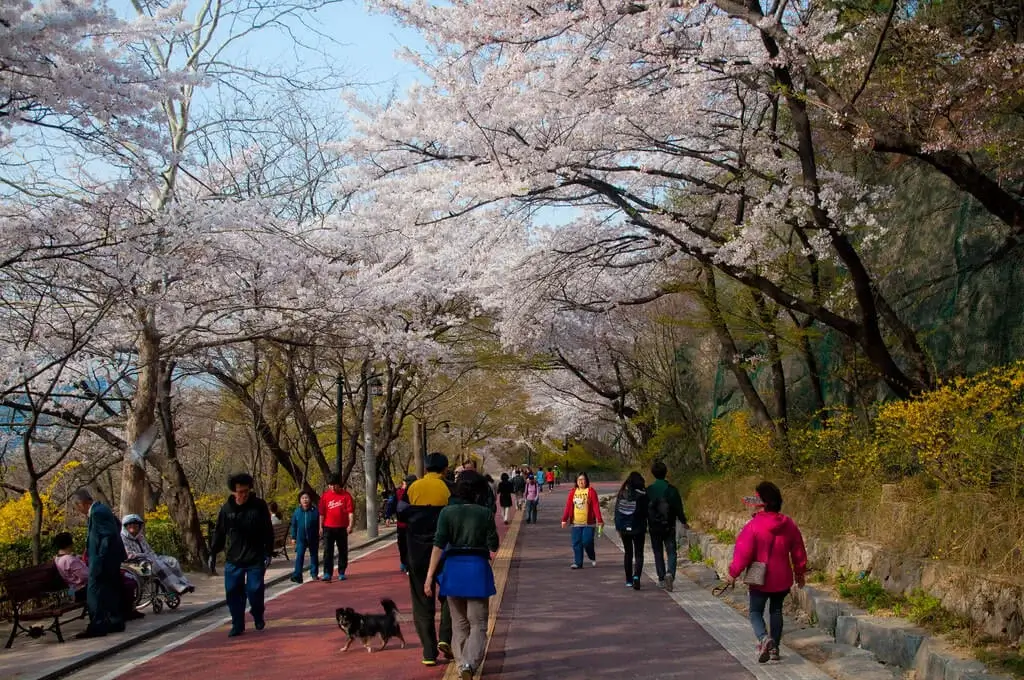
[{"xmin": 121, "ymin": 558, "xmax": 182, "ymax": 614}]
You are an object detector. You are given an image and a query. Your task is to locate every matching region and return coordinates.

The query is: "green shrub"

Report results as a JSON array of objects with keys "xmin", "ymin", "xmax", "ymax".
[
  {"xmin": 144, "ymin": 521, "xmax": 185, "ymax": 562},
  {"xmin": 688, "ymin": 543, "xmax": 703, "ymax": 562}
]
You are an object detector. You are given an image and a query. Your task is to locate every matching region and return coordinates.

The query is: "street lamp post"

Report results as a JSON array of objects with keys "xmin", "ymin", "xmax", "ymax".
[
  {"xmin": 364, "ymin": 376, "xmax": 384, "ymax": 539},
  {"xmin": 414, "ymin": 419, "xmax": 450, "ymax": 478}
]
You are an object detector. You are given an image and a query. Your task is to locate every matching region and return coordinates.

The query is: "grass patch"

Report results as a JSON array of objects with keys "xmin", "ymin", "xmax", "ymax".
[
  {"xmin": 975, "ymin": 644, "xmax": 1024, "ymax": 678},
  {"xmin": 712, "ymin": 529, "xmax": 737, "ymax": 544},
  {"xmin": 687, "ymin": 543, "xmax": 703, "ymax": 562},
  {"xmin": 835, "ymin": 570, "xmax": 902, "ymax": 613}
]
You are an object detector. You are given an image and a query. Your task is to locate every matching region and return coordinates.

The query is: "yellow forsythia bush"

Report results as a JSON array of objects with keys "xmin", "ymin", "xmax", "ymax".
[{"xmin": 709, "ymin": 361, "xmax": 1024, "ymax": 494}]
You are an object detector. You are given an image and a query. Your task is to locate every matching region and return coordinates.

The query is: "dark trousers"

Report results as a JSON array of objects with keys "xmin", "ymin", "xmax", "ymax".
[
  {"xmin": 650, "ymin": 529, "xmax": 677, "ymax": 580},
  {"xmin": 407, "ymin": 556, "xmax": 452, "ymax": 660},
  {"xmin": 86, "ymin": 571, "xmax": 123, "ymax": 633},
  {"xmin": 322, "ymin": 527, "xmax": 349, "ymax": 578},
  {"xmin": 525, "ymin": 500, "xmax": 538, "ymax": 523},
  {"xmin": 749, "ymin": 589, "xmax": 789, "ymax": 644},
  {"xmin": 293, "ymin": 538, "xmax": 319, "ymax": 580},
  {"xmin": 224, "ymin": 562, "xmax": 265, "ymax": 630},
  {"xmin": 620, "ymin": 531, "xmax": 646, "ymax": 581},
  {"xmin": 397, "ymin": 527, "xmax": 410, "ymax": 568}
]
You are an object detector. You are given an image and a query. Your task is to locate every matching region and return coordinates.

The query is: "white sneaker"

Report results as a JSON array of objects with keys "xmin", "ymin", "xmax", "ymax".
[
  {"xmin": 570, "ymin": 563, "xmax": 580, "ymax": 569},
  {"xmin": 591, "ymin": 560, "xmax": 597, "ymax": 567}
]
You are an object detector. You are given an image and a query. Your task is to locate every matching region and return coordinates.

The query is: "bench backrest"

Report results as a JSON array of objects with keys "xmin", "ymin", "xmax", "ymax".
[
  {"xmin": 0, "ymin": 563, "xmax": 66, "ymax": 604},
  {"xmin": 272, "ymin": 523, "xmax": 288, "ymax": 547}
]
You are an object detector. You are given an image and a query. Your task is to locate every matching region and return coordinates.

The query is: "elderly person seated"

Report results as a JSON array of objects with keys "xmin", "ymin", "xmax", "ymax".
[{"xmin": 120, "ymin": 514, "xmax": 195, "ymax": 595}]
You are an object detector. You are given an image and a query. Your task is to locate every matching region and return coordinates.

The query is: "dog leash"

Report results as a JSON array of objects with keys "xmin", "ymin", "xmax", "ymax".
[{"xmin": 711, "ymin": 581, "xmax": 735, "ymax": 597}]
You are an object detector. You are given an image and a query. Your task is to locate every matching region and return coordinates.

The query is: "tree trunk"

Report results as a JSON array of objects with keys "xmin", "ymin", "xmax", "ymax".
[
  {"xmin": 150, "ymin": 360, "xmax": 208, "ymax": 567},
  {"xmin": 28, "ymin": 479, "xmax": 43, "ymax": 565},
  {"xmin": 122, "ymin": 311, "xmax": 160, "ymax": 518}
]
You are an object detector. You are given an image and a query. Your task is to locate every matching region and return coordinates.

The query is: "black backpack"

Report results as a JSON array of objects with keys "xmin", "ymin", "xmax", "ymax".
[{"xmin": 648, "ymin": 495, "xmax": 672, "ymax": 533}]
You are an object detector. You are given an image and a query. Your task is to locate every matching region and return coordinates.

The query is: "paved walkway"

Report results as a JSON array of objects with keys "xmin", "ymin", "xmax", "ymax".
[
  {"xmin": 1, "ymin": 529, "xmax": 394, "ymax": 680},
  {"xmin": 8, "ymin": 484, "xmax": 837, "ymax": 680}
]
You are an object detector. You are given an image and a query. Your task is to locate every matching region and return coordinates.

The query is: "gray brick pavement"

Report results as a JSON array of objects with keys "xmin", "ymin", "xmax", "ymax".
[{"xmin": 603, "ymin": 529, "xmax": 831, "ymax": 680}]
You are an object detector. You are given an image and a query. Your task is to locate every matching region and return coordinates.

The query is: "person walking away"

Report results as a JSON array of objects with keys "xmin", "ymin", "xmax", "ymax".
[
  {"xmin": 69, "ymin": 488, "xmax": 128, "ymax": 638},
  {"xmin": 727, "ymin": 481, "xmax": 807, "ymax": 663},
  {"xmin": 400, "ymin": 453, "xmax": 454, "ymax": 666},
  {"xmin": 553, "ymin": 464, "xmax": 561, "ymax": 486},
  {"xmin": 209, "ymin": 472, "xmax": 275, "ymax": 637},
  {"xmin": 614, "ymin": 472, "xmax": 648, "ymax": 590},
  {"xmin": 512, "ymin": 470, "xmax": 526, "ymax": 510},
  {"xmin": 646, "ymin": 461, "xmax": 688, "ymax": 592},
  {"xmin": 560, "ymin": 472, "xmax": 604, "ymax": 568},
  {"xmin": 524, "ymin": 474, "xmax": 541, "ymax": 524},
  {"xmin": 496, "ymin": 473, "xmax": 514, "ymax": 525},
  {"xmin": 425, "ymin": 471, "xmax": 499, "ymax": 680},
  {"xmin": 395, "ymin": 475, "xmax": 416, "ymax": 573},
  {"xmin": 289, "ymin": 492, "xmax": 320, "ymax": 583},
  {"xmin": 318, "ymin": 475, "xmax": 355, "ymax": 582},
  {"xmin": 545, "ymin": 467, "xmax": 555, "ymax": 491},
  {"xmin": 121, "ymin": 514, "xmax": 195, "ymax": 594}
]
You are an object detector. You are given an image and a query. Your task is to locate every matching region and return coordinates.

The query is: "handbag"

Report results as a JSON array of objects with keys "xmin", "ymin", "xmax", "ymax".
[{"xmin": 742, "ymin": 532, "xmax": 775, "ymax": 587}]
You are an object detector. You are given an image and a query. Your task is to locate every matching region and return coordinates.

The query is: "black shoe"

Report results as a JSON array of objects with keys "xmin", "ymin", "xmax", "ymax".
[
  {"xmin": 289, "ymin": 575, "xmax": 302, "ymax": 584},
  {"xmin": 75, "ymin": 628, "xmax": 108, "ymax": 640},
  {"xmin": 109, "ymin": 622, "xmax": 126, "ymax": 633},
  {"xmin": 632, "ymin": 576, "xmax": 641, "ymax": 590},
  {"xmin": 125, "ymin": 610, "xmax": 146, "ymax": 620},
  {"xmin": 228, "ymin": 627, "xmax": 245, "ymax": 638},
  {"xmin": 438, "ymin": 641, "xmax": 454, "ymax": 660},
  {"xmin": 254, "ymin": 618, "xmax": 265, "ymax": 631}
]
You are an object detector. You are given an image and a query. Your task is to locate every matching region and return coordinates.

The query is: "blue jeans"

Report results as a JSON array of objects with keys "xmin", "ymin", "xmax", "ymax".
[
  {"xmin": 571, "ymin": 526, "xmax": 596, "ymax": 566},
  {"xmin": 293, "ymin": 539, "xmax": 319, "ymax": 580},
  {"xmin": 525, "ymin": 500, "xmax": 538, "ymax": 523},
  {"xmin": 749, "ymin": 589, "xmax": 788, "ymax": 645},
  {"xmin": 224, "ymin": 562, "xmax": 266, "ymax": 630}
]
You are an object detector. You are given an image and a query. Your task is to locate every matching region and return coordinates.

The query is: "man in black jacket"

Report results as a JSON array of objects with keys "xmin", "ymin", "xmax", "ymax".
[
  {"xmin": 400, "ymin": 452, "xmax": 453, "ymax": 666},
  {"xmin": 209, "ymin": 472, "xmax": 275, "ymax": 637}
]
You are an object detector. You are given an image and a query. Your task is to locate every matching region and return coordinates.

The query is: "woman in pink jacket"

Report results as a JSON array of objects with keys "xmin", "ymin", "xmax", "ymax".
[{"xmin": 727, "ymin": 481, "xmax": 807, "ymax": 664}]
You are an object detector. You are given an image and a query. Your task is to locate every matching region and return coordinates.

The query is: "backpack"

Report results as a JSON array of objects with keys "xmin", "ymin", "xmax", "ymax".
[
  {"xmin": 648, "ymin": 495, "xmax": 672, "ymax": 534},
  {"xmin": 615, "ymin": 488, "xmax": 644, "ymax": 535}
]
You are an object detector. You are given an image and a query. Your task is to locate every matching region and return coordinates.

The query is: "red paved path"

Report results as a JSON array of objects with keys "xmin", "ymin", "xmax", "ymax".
[
  {"xmin": 484, "ymin": 482, "xmax": 753, "ymax": 679},
  {"xmin": 125, "ymin": 511, "xmax": 513, "ymax": 680}
]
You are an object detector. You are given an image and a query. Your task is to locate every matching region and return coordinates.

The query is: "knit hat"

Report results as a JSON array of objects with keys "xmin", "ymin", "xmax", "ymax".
[{"xmin": 122, "ymin": 513, "xmax": 144, "ymax": 527}]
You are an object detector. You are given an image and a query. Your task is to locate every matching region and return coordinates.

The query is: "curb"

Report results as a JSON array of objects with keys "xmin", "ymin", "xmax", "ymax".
[{"xmin": 33, "ymin": 530, "xmax": 397, "ymax": 680}]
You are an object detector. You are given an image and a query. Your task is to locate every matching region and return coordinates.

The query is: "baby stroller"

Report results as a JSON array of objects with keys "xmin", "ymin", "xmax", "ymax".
[{"xmin": 121, "ymin": 558, "xmax": 182, "ymax": 614}]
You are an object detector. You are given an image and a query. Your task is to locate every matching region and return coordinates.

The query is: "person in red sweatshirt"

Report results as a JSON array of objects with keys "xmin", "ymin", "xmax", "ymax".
[
  {"xmin": 319, "ymin": 474, "xmax": 355, "ymax": 582},
  {"xmin": 560, "ymin": 472, "xmax": 604, "ymax": 569}
]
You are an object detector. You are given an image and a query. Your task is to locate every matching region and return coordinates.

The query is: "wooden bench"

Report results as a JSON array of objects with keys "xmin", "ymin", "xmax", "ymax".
[
  {"xmin": 270, "ymin": 523, "xmax": 290, "ymax": 561},
  {"xmin": 0, "ymin": 563, "xmax": 85, "ymax": 648}
]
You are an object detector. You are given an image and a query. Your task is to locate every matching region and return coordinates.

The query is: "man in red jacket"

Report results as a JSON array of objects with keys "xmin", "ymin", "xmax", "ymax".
[{"xmin": 319, "ymin": 475, "xmax": 354, "ymax": 582}]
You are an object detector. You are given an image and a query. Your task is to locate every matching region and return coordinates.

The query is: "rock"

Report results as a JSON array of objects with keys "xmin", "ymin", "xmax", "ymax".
[
  {"xmin": 821, "ymin": 647, "xmax": 902, "ymax": 680},
  {"xmin": 913, "ymin": 637, "xmax": 1011, "ymax": 680},
  {"xmin": 855, "ymin": 616, "xmax": 926, "ymax": 669},
  {"xmin": 836, "ymin": 615, "xmax": 860, "ymax": 646}
]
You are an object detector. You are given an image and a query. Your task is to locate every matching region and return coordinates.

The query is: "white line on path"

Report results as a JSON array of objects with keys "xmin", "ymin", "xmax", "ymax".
[
  {"xmin": 603, "ymin": 529, "xmax": 830, "ymax": 680},
  {"xmin": 92, "ymin": 538, "xmax": 396, "ymax": 680}
]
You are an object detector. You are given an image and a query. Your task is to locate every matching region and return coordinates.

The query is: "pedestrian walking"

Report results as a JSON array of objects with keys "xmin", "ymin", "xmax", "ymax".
[
  {"xmin": 646, "ymin": 461, "xmax": 688, "ymax": 591},
  {"xmin": 289, "ymin": 491, "xmax": 320, "ymax": 583},
  {"xmin": 545, "ymin": 467, "xmax": 555, "ymax": 491},
  {"xmin": 69, "ymin": 489, "xmax": 128, "ymax": 638},
  {"xmin": 400, "ymin": 452, "xmax": 454, "ymax": 666},
  {"xmin": 425, "ymin": 471, "xmax": 499, "ymax": 680},
  {"xmin": 497, "ymin": 473, "xmax": 514, "ymax": 524},
  {"xmin": 209, "ymin": 472, "xmax": 275, "ymax": 637},
  {"xmin": 395, "ymin": 474, "xmax": 416, "ymax": 573},
  {"xmin": 553, "ymin": 464, "xmax": 561, "ymax": 486},
  {"xmin": 524, "ymin": 474, "xmax": 540, "ymax": 524},
  {"xmin": 614, "ymin": 471, "xmax": 648, "ymax": 590},
  {"xmin": 727, "ymin": 481, "xmax": 807, "ymax": 663},
  {"xmin": 318, "ymin": 474, "xmax": 354, "ymax": 582},
  {"xmin": 512, "ymin": 470, "xmax": 526, "ymax": 509},
  {"xmin": 560, "ymin": 472, "xmax": 603, "ymax": 569}
]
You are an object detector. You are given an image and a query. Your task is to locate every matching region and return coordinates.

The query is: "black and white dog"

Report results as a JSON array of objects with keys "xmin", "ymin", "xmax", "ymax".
[{"xmin": 335, "ymin": 598, "xmax": 406, "ymax": 652}]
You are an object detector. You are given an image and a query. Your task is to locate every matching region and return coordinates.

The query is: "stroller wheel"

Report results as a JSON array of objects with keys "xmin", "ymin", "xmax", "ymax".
[
  {"xmin": 166, "ymin": 593, "xmax": 181, "ymax": 609},
  {"xmin": 152, "ymin": 597, "xmax": 163, "ymax": 614}
]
